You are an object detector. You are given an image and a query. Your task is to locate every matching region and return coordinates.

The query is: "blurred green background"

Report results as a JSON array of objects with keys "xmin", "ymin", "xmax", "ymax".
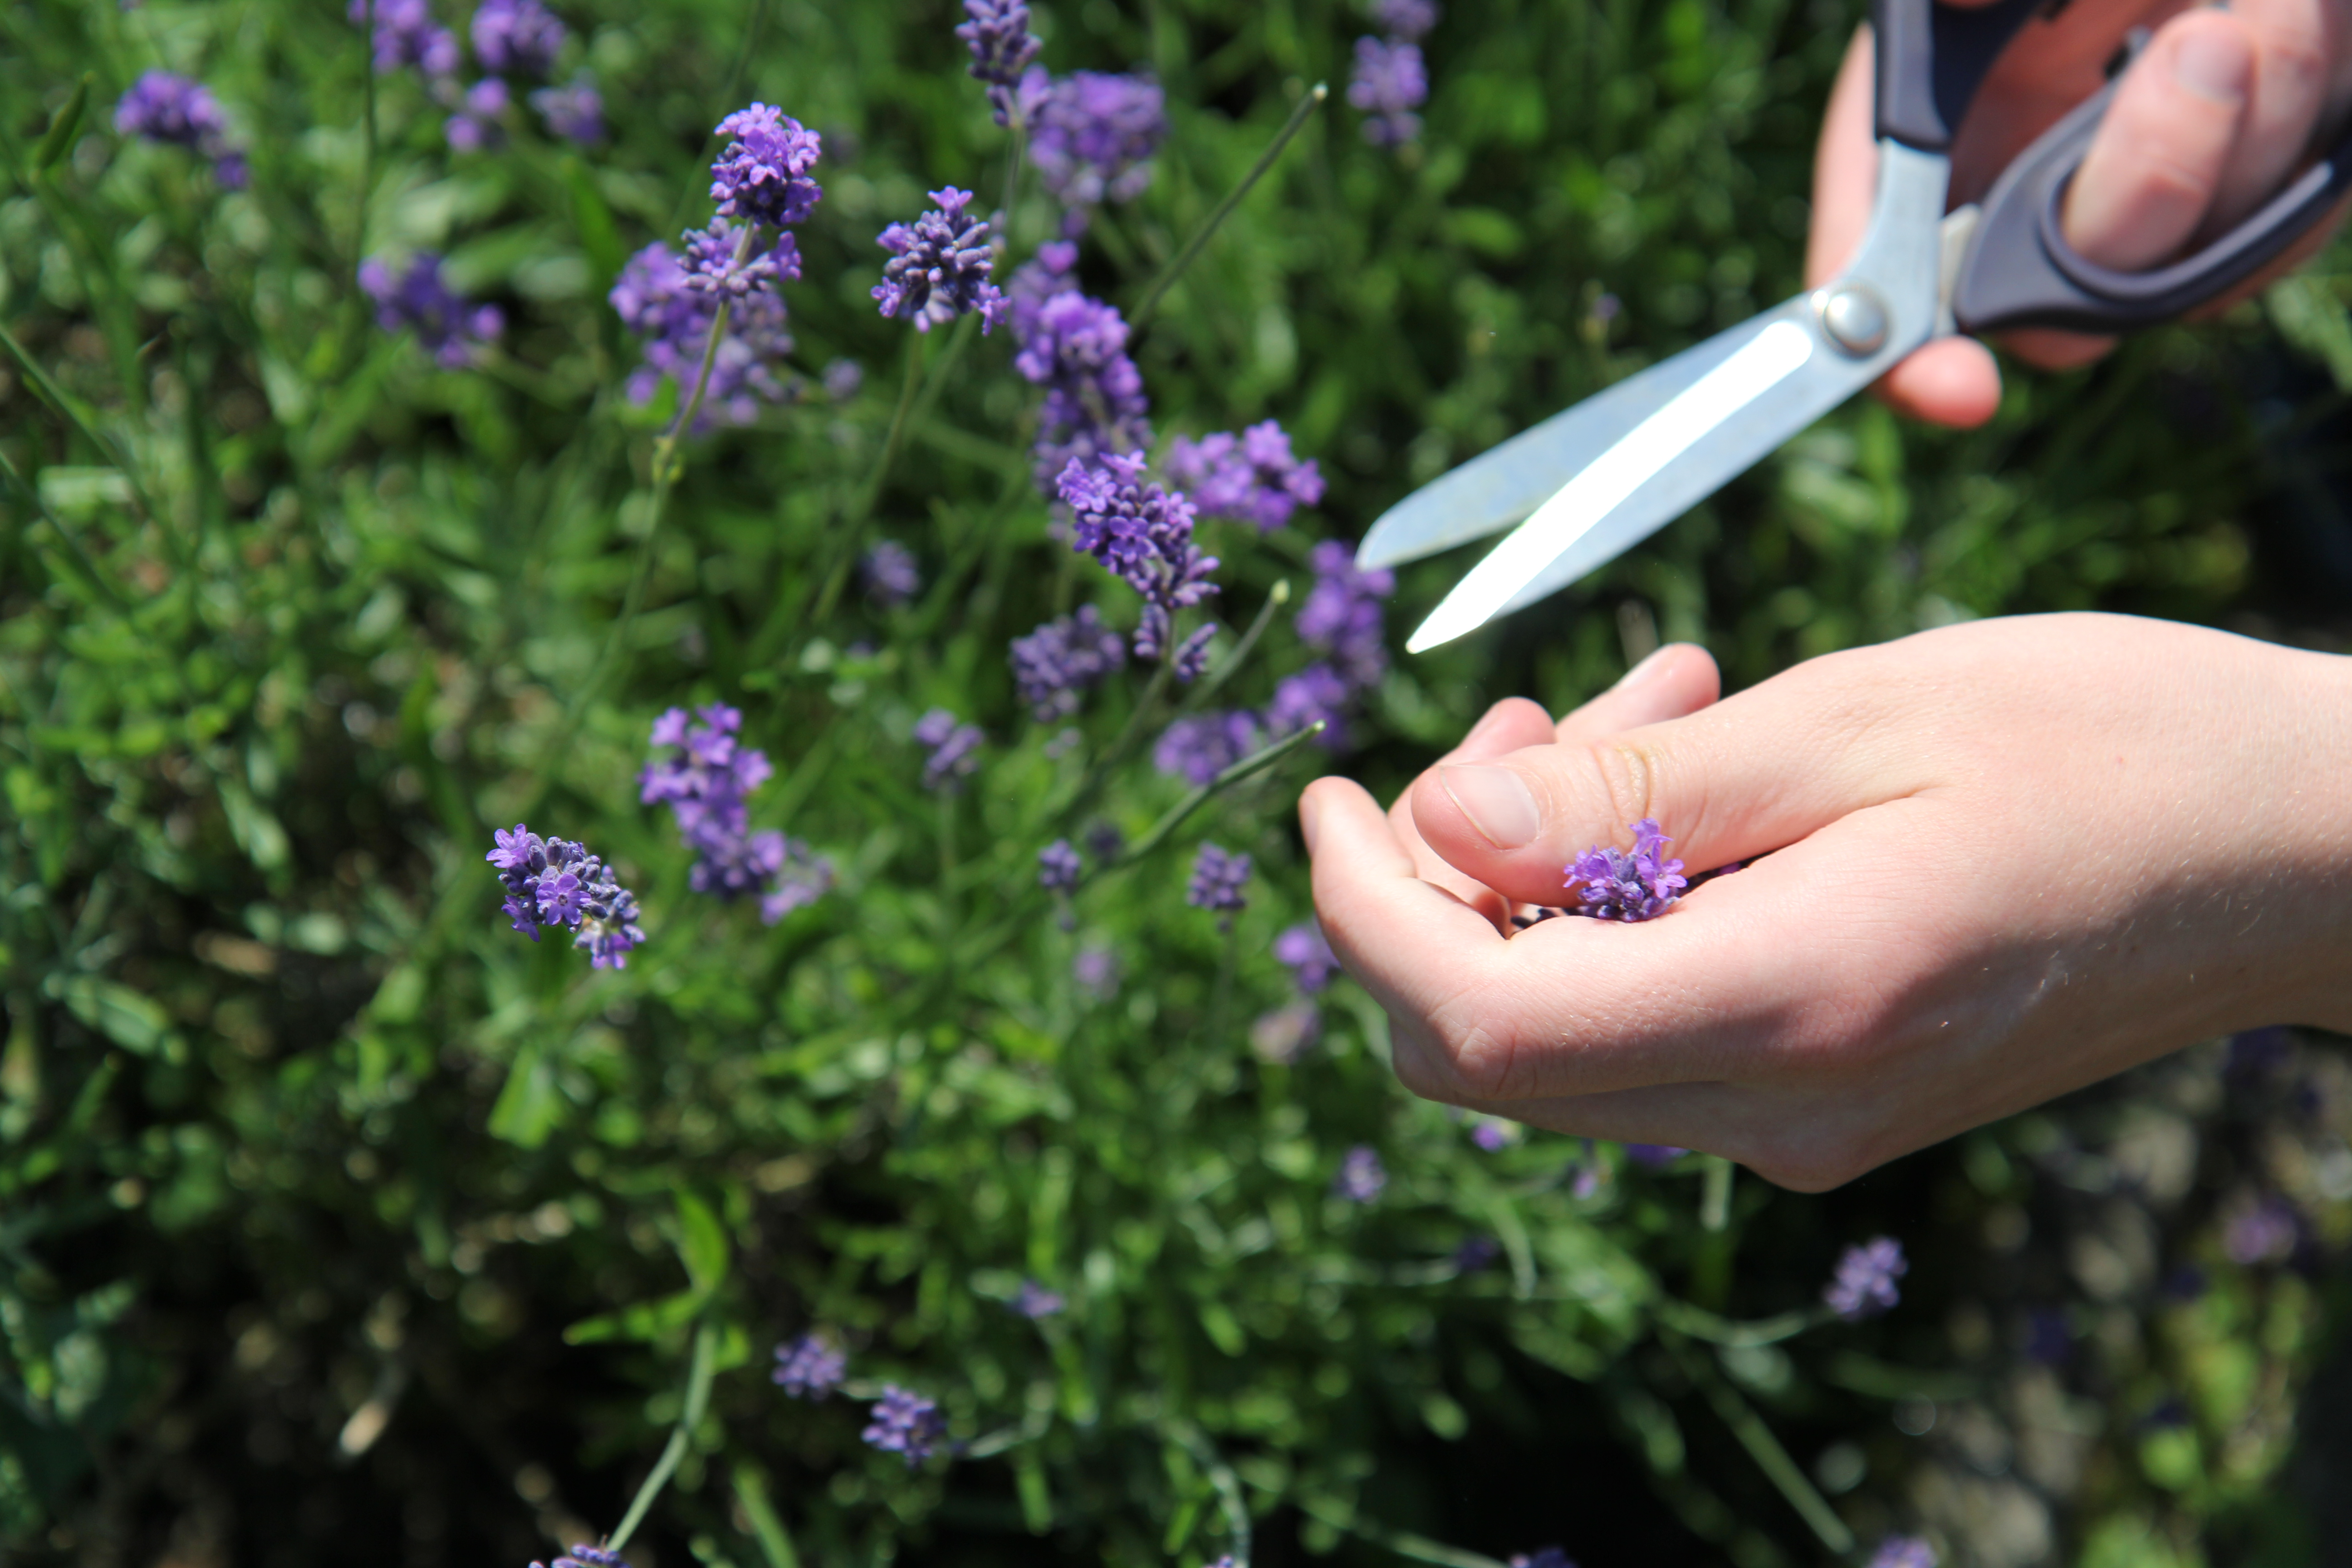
[{"xmin": 4, "ymin": 1, "xmax": 2351, "ymax": 1565}]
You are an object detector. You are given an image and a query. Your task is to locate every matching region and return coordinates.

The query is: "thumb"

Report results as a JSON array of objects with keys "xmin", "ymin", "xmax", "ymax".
[{"xmin": 1409, "ymin": 648, "xmax": 1926, "ymax": 907}]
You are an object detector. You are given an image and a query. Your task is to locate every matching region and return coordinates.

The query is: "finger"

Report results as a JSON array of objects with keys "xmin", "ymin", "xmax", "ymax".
[
  {"xmin": 1553, "ymin": 642, "xmax": 1721, "ymax": 746},
  {"xmin": 1410, "ymin": 638, "xmax": 1933, "ymax": 907},
  {"xmin": 2207, "ymin": 0, "xmax": 2342, "ymax": 237},
  {"xmin": 1810, "ymin": 28, "xmax": 2009, "ymax": 426},
  {"xmin": 2065, "ymin": 9, "xmax": 2256, "ymax": 270},
  {"xmin": 1389, "ymin": 698, "xmax": 1558, "ymax": 927}
]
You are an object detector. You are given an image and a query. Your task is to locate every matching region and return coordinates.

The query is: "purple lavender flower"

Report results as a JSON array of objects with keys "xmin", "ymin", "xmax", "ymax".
[
  {"xmin": 1825, "ymin": 1237, "xmax": 1908, "ymax": 1321},
  {"xmin": 1171, "ymin": 623, "xmax": 1217, "ymax": 683},
  {"xmin": 641, "ymin": 705, "xmax": 833, "ymax": 923},
  {"xmin": 1624, "ymin": 1143, "xmax": 1686, "ymax": 1167},
  {"xmin": 914, "ymin": 708, "xmax": 985, "ymax": 790},
  {"xmin": 444, "ymin": 75, "xmax": 509, "ymax": 152},
  {"xmin": 710, "ymin": 103, "xmax": 824, "ymax": 231},
  {"xmin": 1012, "ymin": 1279, "xmax": 1065, "ymax": 1318},
  {"xmin": 1348, "ymin": 37, "xmax": 1427, "ymax": 146},
  {"xmin": 529, "ymin": 74, "xmax": 603, "ymax": 143},
  {"xmin": 1005, "ymin": 240, "xmax": 1079, "ymax": 341},
  {"xmin": 2224, "ymin": 1195, "xmax": 2300, "ymax": 1265},
  {"xmin": 823, "ymin": 358, "xmax": 863, "ymax": 400},
  {"xmin": 1471, "ymin": 1121, "xmax": 1511, "ymax": 1152},
  {"xmin": 1867, "ymin": 1539, "xmax": 1937, "ymax": 1568},
  {"xmin": 1016, "ymin": 291, "xmax": 1152, "ymax": 492},
  {"xmin": 772, "ymin": 1333, "xmax": 847, "ymax": 1399},
  {"xmin": 862, "ymin": 1386, "xmax": 947, "ymax": 1466},
  {"xmin": 1274, "ymin": 921, "xmax": 1339, "ymax": 993},
  {"xmin": 1055, "ymin": 452, "xmax": 1218, "ymax": 652},
  {"xmin": 1074, "ymin": 945, "xmax": 1120, "ymax": 996},
  {"xmin": 1296, "ymin": 540, "xmax": 1393, "ymax": 691},
  {"xmin": 1024, "ymin": 69, "xmax": 1167, "ymax": 217},
  {"xmin": 956, "ymin": 0, "xmax": 1042, "ymax": 126},
  {"xmin": 1506, "ymin": 1551, "xmax": 1573, "ymax": 1568},
  {"xmin": 361, "ymin": 254, "xmax": 503, "ymax": 368},
  {"xmin": 862, "ymin": 540, "xmax": 920, "ymax": 608},
  {"xmin": 1165, "ymin": 422, "xmax": 1327, "ymax": 532},
  {"xmin": 610, "ymin": 234, "xmax": 794, "ymax": 429},
  {"xmin": 873, "ymin": 187, "xmax": 1009, "ymax": 333},
  {"xmin": 484, "ymin": 822, "xmax": 645, "ymax": 967},
  {"xmin": 1564, "ymin": 818, "xmax": 1687, "ymax": 923},
  {"xmin": 1153, "ymin": 710, "xmax": 1262, "ymax": 786},
  {"xmin": 1038, "ymin": 839, "xmax": 1082, "ymax": 891},
  {"xmin": 1334, "ymin": 1145, "xmax": 1387, "ymax": 1202},
  {"xmin": 1372, "ymin": 0, "xmax": 1440, "ymax": 39},
  {"xmin": 531, "ymin": 1545, "xmax": 631, "ymax": 1568},
  {"xmin": 1009, "ymin": 606, "xmax": 1127, "ymax": 720},
  {"xmin": 114, "ymin": 71, "xmax": 249, "ymax": 188},
  {"xmin": 686, "ymin": 220, "xmax": 801, "ymax": 301},
  {"xmin": 352, "ymin": 0, "xmax": 460, "ymax": 78},
  {"xmin": 1268, "ymin": 663, "xmax": 1351, "ymax": 744},
  {"xmin": 1187, "ymin": 843, "xmax": 1250, "ymax": 920},
  {"xmin": 471, "ymin": 0, "xmax": 565, "ymax": 76}
]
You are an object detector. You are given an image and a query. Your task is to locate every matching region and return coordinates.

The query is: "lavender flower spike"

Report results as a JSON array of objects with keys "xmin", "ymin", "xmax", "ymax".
[
  {"xmin": 862, "ymin": 1385, "xmax": 948, "ymax": 1466},
  {"xmin": 1016, "ymin": 291, "xmax": 1152, "ymax": 492},
  {"xmin": 1054, "ymin": 452, "xmax": 1218, "ymax": 650},
  {"xmin": 641, "ymin": 704, "xmax": 833, "ymax": 924},
  {"xmin": 686, "ymin": 219, "xmax": 801, "ymax": 301},
  {"xmin": 471, "ymin": 0, "xmax": 566, "ymax": 77},
  {"xmin": 485, "ymin": 822, "xmax": 645, "ymax": 968},
  {"xmin": 873, "ymin": 188, "xmax": 1009, "ymax": 333},
  {"xmin": 1373, "ymin": 0, "xmax": 1440, "ymax": 41},
  {"xmin": 1348, "ymin": 37, "xmax": 1428, "ymax": 146},
  {"xmin": 914, "ymin": 709, "xmax": 985, "ymax": 790},
  {"xmin": 956, "ymin": 0, "xmax": 1041, "ymax": 126},
  {"xmin": 1026, "ymin": 69, "xmax": 1168, "ymax": 211},
  {"xmin": 1334, "ymin": 1145, "xmax": 1387, "ymax": 1202},
  {"xmin": 529, "ymin": 75, "xmax": 604, "ymax": 144},
  {"xmin": 1009, "ymin": 606, "xmax": 1126, "ymax": 719},
  {"xmin": 352, "ymin": 0, "xmax": 459, "ymax": 79},
  {"xmin": 1825, "ymin": 1237, "xmax": 1908, "ymax": 1321},
  {"xmin": 709, "ymin": 103, "xmax": 824, "ymax": 231},
  {"xmin": 1187, "ymin": 843, "xmax": 1251, "ymax": 920},
  {"xmin": 1166, "ymin": 421, "xmax": 1327, "ymax": 533},
  {"xmin": 1867, "ymin": 1539, "xmax": 1937, "ymax": 1568},
  {"xmin": 1012, "ymin": 1279, "xmax": 1065, "ymax": 1318},
  {"xmin": 772, "ymin": 1332, "xmax": 847, "ymax": 1399},
  {"xmin": 114, "ymin": 72, "xmax": 250, "ymax": 188},
  {"xmin": 1274, "ymin": 921, "xmax": 1341, "ymax": 993},
  {"xmin": 1038, "ymin": 839, "xmax": 1083, "ymax": 891},
  {"xmin": 362, "ymin": 254, "xmax": 503, "ymax": 368},
  {"xmin": 1564, "ymin": 818, "xmax": 1687, "ymax": 923},
  {"xmin": 609, "ymin": 233, "xmax": 795, "ymax": 430},
  {"xmin": 862, "ymin": 540, "xmax": 921, "ymax": 608},
  {"xmin": 531, "ymin": 1545, "xmax": 631, "ymax": 1568}
]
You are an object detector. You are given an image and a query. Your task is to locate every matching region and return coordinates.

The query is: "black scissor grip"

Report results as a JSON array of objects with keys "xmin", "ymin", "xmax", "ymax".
[
  {"xmin": 1953, "ymin": 81, "xmax": 2352, "ymax": 333},
  {"xmin": 1872, "ymin": 0, "xmax": 2050, "ymax": 151}
]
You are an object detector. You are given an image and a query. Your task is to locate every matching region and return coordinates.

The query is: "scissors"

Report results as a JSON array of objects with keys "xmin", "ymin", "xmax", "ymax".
[{"xmin": 1361, "ymin": 0, "xmax": 2352, "ymax": 653}]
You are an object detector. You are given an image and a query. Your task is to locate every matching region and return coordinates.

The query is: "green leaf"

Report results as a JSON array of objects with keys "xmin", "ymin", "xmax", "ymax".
[
  {"xmin": 33, "ymin": 77, "xmax": 90, "ymax": 172},
  {"xmin": 563, "ymin": 1287, "xmax": 703, "ymax": 1345},
  {"xmin": 47, "ymin": 977, "xmax": 171, "ymax": 1057},
  {"xmin": 673, "ymin": 1190, "xmax": 729, "ymax": 1294},
  {"xmin": 487, "ymin": 1040, "xmax": 564, "ymax": 1148}
]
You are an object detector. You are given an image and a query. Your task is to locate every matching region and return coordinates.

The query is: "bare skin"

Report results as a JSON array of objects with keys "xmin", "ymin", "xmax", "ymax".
[
  {"xmin": 1302, "ymin": 5, "xmax": 2352, "ymax": 1189},
  {"xmin": 1814, "ymin": 0, "xmax": 2352, "ymax": 427},
  {"xmin": 1302, "ymin": 619, "xmax": 2352, "ymax": 1192}
]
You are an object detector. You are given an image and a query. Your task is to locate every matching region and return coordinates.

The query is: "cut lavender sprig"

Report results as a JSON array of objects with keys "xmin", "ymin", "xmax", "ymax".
[
  {"xmin": 1824, "ymin": 1237, "xmax": 1907, "ymax": 1321},
  {"xmin": 1564, "ymin": 818, "xmax": 1687, "ymax": 922},
  {"xmin": 362, "ymin": 254, "xmax": 503, "ymax": 368},
  {"xmin": 485, "ymin": 822, "xmax": 645, "ymax": 968},
  {"xmin": 872, "ymin": 187, "xmax": 1008, "ymax": 333}
]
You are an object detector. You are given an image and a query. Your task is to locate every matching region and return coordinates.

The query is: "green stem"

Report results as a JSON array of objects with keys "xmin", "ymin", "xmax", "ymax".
[
  {"xmin": 1129, "ymin": 82, "xmax": 1327, "ymax": 333},
  {"xmin": 1700, "ymin": 1154, "xmax": 1732, "ymax": 1231},
  {"xmin": 607, "ymin": 1319, "xmax": 720, "ymax": 1551},
  {"xmin": 1294, "ymin": 1496, "xmax": 1504, "ymax": 1568},
  {"xmin": 730, "ymin": 1459, "xmax": 802, "ymax": 1568},
  {"xmin": 0, "ymin": 320, "xmax": 170, "ymax": 558},
  {"xmin": 1651, "ymin": 1297, "xmax": 1827, "ymax": 1348},
  {"xmin": 1104, "ymin": 720, "xmax": 1324, "ymax": 875},
  {"xmin": 0, "ymin": 443, "xmax": 130, "ymax": 613},
  {"xmin": 1166, "ymin": 1420, "xmax": 1253, "ymax": 1568},
  {"xmin": 1664, "ymin": 1331, "xmax": 1854, "ymax": 1555},
  {"xmin": 807, "ymin": 332, "xmax": 926, "ymax": 628},
  {"xmin": 1177, "ymin": 578, "xmax": 1290, "ymax": 715}
]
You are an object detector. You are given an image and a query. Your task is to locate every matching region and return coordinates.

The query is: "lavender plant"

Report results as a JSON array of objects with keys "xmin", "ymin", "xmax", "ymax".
[{"xmin": 7, "ymin": 3, "xmax": 2345, "ymax": 1567}]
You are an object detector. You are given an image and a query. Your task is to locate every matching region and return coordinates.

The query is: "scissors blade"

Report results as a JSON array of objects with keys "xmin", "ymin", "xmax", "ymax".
[
  {"xmin": 1353, "ymin": 318, "xmax": 1789, "ymax": 572},
  {"xmin": 1404, "ymin": 300, "xmax": 1867, "ymax": 653}
]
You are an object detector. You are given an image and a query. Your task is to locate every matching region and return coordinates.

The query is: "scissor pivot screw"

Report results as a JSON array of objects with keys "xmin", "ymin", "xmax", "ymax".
[{"xmin": 1815, "ymin": 284, "xmax": 1889, "ymax": 357}]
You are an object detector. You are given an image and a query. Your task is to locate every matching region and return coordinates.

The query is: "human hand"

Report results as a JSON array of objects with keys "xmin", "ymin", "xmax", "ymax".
[
  {"xmin": 1301, "ymin": 614, "xmax": 2352, "ymax": 1190},
  {"xmin": 1810, "ymin": 0, "xmax": 2352, "ymax": 428}
]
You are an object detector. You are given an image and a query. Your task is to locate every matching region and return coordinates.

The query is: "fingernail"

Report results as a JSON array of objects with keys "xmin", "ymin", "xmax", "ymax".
[
  {"xmin": 1611, "ymin": 644, "xmax": 1672, "ymax": 692},
  {"xmin": 2173, "ymin": 26, "xmax": 2250, "ymax": 104},
  {"xmin": 1299, "ymin": 790, "xmax": 1323, "ymax": 856},
  {"xmin": 1438, "ymin": 764, "xmax": 1543, "ymax": 850}
]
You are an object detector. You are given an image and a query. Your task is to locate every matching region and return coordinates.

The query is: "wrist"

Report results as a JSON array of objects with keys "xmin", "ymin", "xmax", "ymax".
[{"xmin": 2249, "ymin": 642, "xmax": 2352, "ymax": 1034}]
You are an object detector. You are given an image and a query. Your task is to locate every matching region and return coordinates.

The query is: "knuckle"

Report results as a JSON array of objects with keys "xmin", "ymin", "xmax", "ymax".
[{"xmin": 1426, "ymin": 985, "xmax": 1521, "ymax": 1102}]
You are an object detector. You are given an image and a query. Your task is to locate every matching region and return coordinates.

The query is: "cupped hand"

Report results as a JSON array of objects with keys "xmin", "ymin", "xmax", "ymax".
[
  {"xmin": 1811, "ymin": 0, "xmax": 2352, "ymax": 428},
  {"xmin": 1302, "ymin": 615, "xmax": 2352, "ymax": 1191}
]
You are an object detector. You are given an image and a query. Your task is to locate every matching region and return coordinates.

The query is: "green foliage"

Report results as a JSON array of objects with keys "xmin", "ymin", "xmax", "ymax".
[{"xmin": 1, "ymin": 1, "xmax": 2347, "ymax": 1565}]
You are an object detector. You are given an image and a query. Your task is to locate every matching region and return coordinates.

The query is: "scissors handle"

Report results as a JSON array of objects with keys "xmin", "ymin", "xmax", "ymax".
[
  {"xmin": 1872, "ymin": 0, "xmax": 2047, "ymax": 151},
  {"xmin": 1954, "ymin": 73, "xmax": 2352, "ymax": 333}
]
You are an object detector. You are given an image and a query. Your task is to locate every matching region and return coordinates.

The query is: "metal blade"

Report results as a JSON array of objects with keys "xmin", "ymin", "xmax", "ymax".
[
  {"xmin": 1406, "ymin": 309, "xmax": 1851, "ymax": 653},
  {"xmin": 1352, "ymin": 314, "xmax": 1793, "ymax": 572}
]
